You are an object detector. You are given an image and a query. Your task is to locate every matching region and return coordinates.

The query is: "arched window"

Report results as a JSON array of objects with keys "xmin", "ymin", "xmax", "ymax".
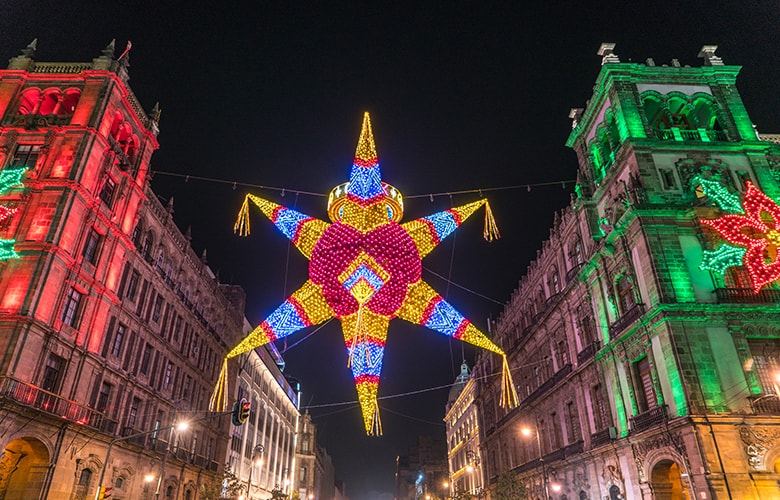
[
  {"xmin": 142, "ymin": 231, "xmax": 154, "ymax": 259},
  {"xmin": 39, "ymin": 90, "xmax": 59, "ymax": 115},
  {"xmin": 110, "ymin": 111, "xmax": 124, "ymax": 139},
  {"xmin": 18, "ymin": 88, "xmax": 40, "ymax": 114},
  {"xmin": 572, "ymin": 239, "xmax": 583, "ymax": 265},
  {"xmin": 550, "ymin": 269, "xmax": 560, "ymax": 294},
  {"xmin": 78, "ymin": 468, "xmax": 92, "ymax": 486},
  {"xmin": 60, "ymin": 89, "xmax": 81, "ymax": 115}
]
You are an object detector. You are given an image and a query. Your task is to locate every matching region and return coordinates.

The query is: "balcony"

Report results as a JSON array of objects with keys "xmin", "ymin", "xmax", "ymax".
[
  {"xmin": 565, "ymin": 263, "xmax": 584, "ymax": 283},
  {"xmin": 653, "ymin": 128, "xmax": 727, "ymax": 142},
  {"xmin": 0, "ymin": 377, "xmax": 105, "ymax": 428},
  {"xmin": 608, "ymin": 304, "xmax": 644, "ymax": 339},
  {"xmin": 590, "ymin": 426, "xmax": 616, "ymax": 448},
  {"xmin": 749, "ymin": 394, "xmax": 780, "ymax": 415},
  {"xmin": 522, "ymin": 364, "xmax": 572, "ymax": 407},
  {"xmin": 576, "ymin": 341, "xmax": 600, "ymax": 365},
  {"xmin": 629, "ymin": 404, "xmax": 668, "ymax": 433},
  {"xmin": 715, "ymin": 288, "xmax": 780, "ymax": 304}
]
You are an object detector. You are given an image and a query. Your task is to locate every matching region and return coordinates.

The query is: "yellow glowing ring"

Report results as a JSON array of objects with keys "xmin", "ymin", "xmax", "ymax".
[{"xmin": 327, "ymin": 182, "xmax": 403, "ymax": 223}]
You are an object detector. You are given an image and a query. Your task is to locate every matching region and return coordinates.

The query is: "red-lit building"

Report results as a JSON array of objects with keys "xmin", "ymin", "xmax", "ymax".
[{"xmin": 0, "ymin": 40, "xmax": 292, "ymax": 500}]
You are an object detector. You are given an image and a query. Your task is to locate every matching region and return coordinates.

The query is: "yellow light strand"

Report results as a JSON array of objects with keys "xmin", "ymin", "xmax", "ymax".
[
  {"xmin": 234, "ymin": 195, "xmax": 252, "ymax": 236},
  {"xmin": 483, "ymin": 200, "xmax": 501, "ymax": 242},
  {"xmin": 500, "ymin": 354, "xmax": 519, "ymax": 408}
]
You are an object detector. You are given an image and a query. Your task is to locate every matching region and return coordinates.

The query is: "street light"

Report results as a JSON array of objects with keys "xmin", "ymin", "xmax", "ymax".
[
  {"xmin": 155, "ymin": 419, "xmax": 190, "ymax": 500},
  {"xmin": 521, "ymin": 424, "xmax": 549, "ymax": 500},
  {"xmin": 246, "ymin": 444, "xmax": 265, "ymax": 500}
]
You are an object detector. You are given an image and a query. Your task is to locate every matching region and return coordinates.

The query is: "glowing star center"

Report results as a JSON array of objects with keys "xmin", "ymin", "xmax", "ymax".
[{"xmin": 338, "ymin": 252, "xmax": 390, "ymax": 305}]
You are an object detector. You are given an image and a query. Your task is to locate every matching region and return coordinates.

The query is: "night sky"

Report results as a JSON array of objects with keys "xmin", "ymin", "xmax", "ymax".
[{"xmin": 2, "ymin": 2, "xmax": 779, "ymax": 499}]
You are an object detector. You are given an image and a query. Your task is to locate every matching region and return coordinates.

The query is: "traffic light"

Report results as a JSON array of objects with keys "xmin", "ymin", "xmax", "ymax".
[
  {"xmin": 232, "ymin": 398, "xmax": 250, "ymax": 426},
  {"xmin": 97, "ymin": 486, "xmax": 112, "ymax": 499}
]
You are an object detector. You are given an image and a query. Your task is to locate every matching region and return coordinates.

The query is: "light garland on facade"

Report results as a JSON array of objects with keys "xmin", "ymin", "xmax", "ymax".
[
  {"xmin": 0, "ymin": 167, "xmax": 25, "ymax": 262},
  {"xmin": 212, "ymin": 113, "xmax": 518, "ymax": 435},
  {"xmin": 700, "ymin": 180, "xmax": 780, "ymax": 292}
]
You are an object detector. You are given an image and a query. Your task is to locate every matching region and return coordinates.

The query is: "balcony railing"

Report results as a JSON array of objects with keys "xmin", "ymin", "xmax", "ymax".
[
  {"xmin": 565, "ymin": 263, "xmax": 584, "ymax": 283},
  {"xmin": 576, "ymin": 341, "xmax": 600, "ymax": 365},
  {"xmin": 608, "ymin": 303, "xmax": 644, "ymax": 339},
  {"xmin": 590, "ymin": 426, "xmax": 616, "ymax": 448},
  {"xmin": 0, "ymin": 377, "xmax": 105, "ymax": 428},
  {"xmin": 653, "ymin": 128, "xmax": 727, "ymax": 142},
  {"xmin": 749, "ymin": 394, "xmax": 780, "ymax": 415},
  {"xmin": 629, "ymin": 404, "xmax": 668, "ymax": 433},
  {"xmin": 715, "ymin": 288, "xmax": 780, "ymax": 304}
]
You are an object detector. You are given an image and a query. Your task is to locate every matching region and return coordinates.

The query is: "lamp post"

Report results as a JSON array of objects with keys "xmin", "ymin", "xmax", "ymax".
[
  {"xmin": 93, "ymin": 419, "xmax": 189, "ymax": 500},
  {"xmin": 246, "ymin": 444, "xmax": 265, "ymax": 500},
  {"xmin": 521, "ymin": 424, "xmax": 549, "ymax": 500},
  {"xmin": 155, "ymin": 419, "xmax": 190, "ymax": 500}
]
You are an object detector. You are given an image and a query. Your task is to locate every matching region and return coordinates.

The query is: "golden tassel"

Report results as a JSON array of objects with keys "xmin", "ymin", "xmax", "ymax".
[
  {"xmin": 483, "ymin": 201, "xmax": 501, "ymax": 242},
  {"xmin": 499, "ymin": 355, "xmax": 519, "ymax": 408},
  {"xmin": 233, "ymin": 196, "xmax": 251, "ymax": 236},
  {"xmin": 371, "ymin": 399, "xmax": 383, "ymax": 436},
  {"xmin": 209, "ymin": 359, "xmax": 229, "ymax": 412}
]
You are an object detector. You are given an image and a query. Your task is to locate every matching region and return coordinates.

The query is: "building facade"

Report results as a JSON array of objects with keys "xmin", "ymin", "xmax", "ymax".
[
  {"xmin": 395, "ymin": 436, "xmax": 449, "ymax": 500},
  {"xmin": 444, "ymin": 362, "xmax": 484, "ymax": 498},
  {"xmin": 0, "ymin": 41, "xmax": 296, "ymax": 500},
  {"xmin": 474, "ymin": 45, "xmax": 780, "ymax": 499},
  {"xmin": 294, "ymin": 412, "xmax": 336, "ymax": 500},
  {"xmin": 231, "ymin": 346, "xmax": 300, "ymax": 500}
]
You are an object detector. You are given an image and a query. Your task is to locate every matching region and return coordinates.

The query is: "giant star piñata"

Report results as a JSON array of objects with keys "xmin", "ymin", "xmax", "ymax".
[{"xmin": 211, "ymin": 113, "xmax": 518, "ymax": 434}]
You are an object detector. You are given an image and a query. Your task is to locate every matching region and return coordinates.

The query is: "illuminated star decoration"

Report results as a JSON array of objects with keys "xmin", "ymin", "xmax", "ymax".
[
  {"xmin": 211, "ymin": 113, "xmax": 518, "ymax": 435},
  {"xmin": 700, "ymin": 178, "xmax": 780, "ymax": 292},
  {"xmin": 0, "ymin": 168, "xmax": 25, "ymax": 261}
]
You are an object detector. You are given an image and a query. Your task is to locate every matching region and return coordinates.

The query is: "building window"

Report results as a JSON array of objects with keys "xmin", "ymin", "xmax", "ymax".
[
  {"xmin": 550, "ymin": 271, "xmax": 560, "ymax": 294},
  {"xmin": 97, "ymin": 382, "xmax": 112, "ymax": 411},
  {"xmin": 10, "ymin": 144, "xmax": 41, "ymax": 170},
  {"xmin": 78, "ymin": 468, "xmax": 92, "ymax": 486},
  {"xmin": 572, "ymin": 239, "xmax": 583, "ymax": 265},
  {"xmin": 162, "ymin": 362, "xmax": 173, "ymax": 390},
  {"xmin": 591, "ymin": 384, "xmax": 608, "ymax": 431},
  {"xmin": 616, "ymin": 275, "xmax": 637, "ymax": 313},
  {"xmin": 62, "ymin": 287, "xmax": 84, "ymax": 328},
  {"xmin": 140, "ymin": 344, "xmax": 153, "ymax": 374},
  {"xmin": 565, "ymin": 401, "xmax": 581, "ymax": 442},
  {"xmin": 660, "ymin": 168, "xmax": 677, "ymax": 189},
  {"xmin": 98, "ymin": 177, "xmax": 117, "ymax": 207},
  {"xmin": 152, "ymin": 295, "xmax": 163, "ymax": 323},
  {"xmin": 111, "ymin": 324, "xmax": 126, "ymax": 357},
  {"xmin": 82, "ymin": 228, "xmax": 102, "ymax": 265},
  {"xmin": 125, "ymin": 270, "xmax": 140, "ymax": 300},
  {"xmin": 41, "ymin": 354, "xmax": 65, "ymax": 392},
  {"xmin": 300, "ymin": 467, "xmax": 307, "ymax": 482},
  {"xmin": 747, "ymin": 339, "xmax": 780, "ymax": 395},
  {"xmin": 633, "ymin": 356, "xmax": 657, "ymax": 412},
  {"xmin": 127, "ymin": 397, "xmax": 140, "ymax": 428},
  {"xmin": 302, "ymin": 439, "xmax": 309, "ymax": 453}
]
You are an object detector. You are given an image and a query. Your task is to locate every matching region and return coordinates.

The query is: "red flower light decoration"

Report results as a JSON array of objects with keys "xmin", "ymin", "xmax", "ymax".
[{"xmin": 701, "ymin": 181, "xmax": 780, "ymax": 292}]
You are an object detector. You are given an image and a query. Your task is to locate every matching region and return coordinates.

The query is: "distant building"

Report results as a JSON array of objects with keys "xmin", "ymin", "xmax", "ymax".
[
  {"xmin": 294, "ymin": 411, "xmax": 337, "ymax": 500},
  {"xmin": 474, "ymin": 44, "xmax": 780, "ymax": 499},
  {"xmin": 395, "ymin": 436, "xmax": 448, "ymax": 500},
  {"xmin": 0, "ymin": 41, "xmax": 297, "ymax": 500},
  {"xmin": 444, "ymin": 362, "xmax": 483, "ymax": 497}
]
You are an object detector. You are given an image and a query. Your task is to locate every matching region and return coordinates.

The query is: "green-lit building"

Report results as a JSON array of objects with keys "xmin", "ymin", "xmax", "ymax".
[{"xmin": 473, "ymin": 44, "xmax": 780, "ymax": 499}]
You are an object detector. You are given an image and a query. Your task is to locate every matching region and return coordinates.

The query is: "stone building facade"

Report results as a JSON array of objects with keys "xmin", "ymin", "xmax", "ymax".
[
  {"xmin": 0, "ymin": 41, "xmax": 297, "ymax": 500},
  {"xmin": 444, "ymin": 362, "xmax": 484, "ymax": 498},
  {"xmin": 293, "ymin": 412, "xmax": 336, "ymax": 500},
  {"xmin": 474, "ymin": 45, "xmax": 780, "ymax": 499}
]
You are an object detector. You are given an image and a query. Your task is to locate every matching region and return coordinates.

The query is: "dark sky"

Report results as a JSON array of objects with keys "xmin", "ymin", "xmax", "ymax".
[{"xmin": 2, "ymin": 2, "xmax": 779, "ymax": 499}]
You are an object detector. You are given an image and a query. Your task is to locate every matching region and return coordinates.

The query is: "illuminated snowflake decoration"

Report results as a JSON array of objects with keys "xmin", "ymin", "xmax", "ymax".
[
  {"xmin": 212, "ymin": 113, "xmax": 517, "ymax": 434},
  {"xmin": 700, "ymin": 179, "xmax": 780, "ymax": 292}
]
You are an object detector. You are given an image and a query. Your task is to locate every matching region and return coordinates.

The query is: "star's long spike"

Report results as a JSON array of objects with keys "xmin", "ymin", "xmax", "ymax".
[
  {"xmin": 210, "ymin": 281, "xmax": 334, "ymax": 411},
  {"xmin": 402, "ymin": 199, "xmax": 493, "ymax": 258},
  {"xmin": 339, "ymin": 309, "xmax": 389, "ymax": 435},
  {"xmin": 235, "ymin": 194, "xmax": 330, "ymax": 259},
  {"xmin": 396, "ymin": 279, "xmax": 518, "ymax": 407}
]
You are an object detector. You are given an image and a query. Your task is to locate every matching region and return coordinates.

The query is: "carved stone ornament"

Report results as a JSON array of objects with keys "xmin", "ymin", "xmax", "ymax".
[
  {"xmin": 632, "ymin": 431, "xmax": 686, "ymax": 482},
  {"xmin": 738, "ymin": 424, "xmax": 780, "ymax": 471}
]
